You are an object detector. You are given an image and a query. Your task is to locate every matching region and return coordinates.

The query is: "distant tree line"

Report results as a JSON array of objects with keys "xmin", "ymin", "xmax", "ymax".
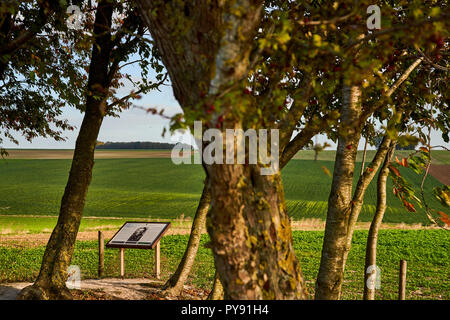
[{"xmin": 96, "ymin": 141, "xmax": 186, "ymax": 150}]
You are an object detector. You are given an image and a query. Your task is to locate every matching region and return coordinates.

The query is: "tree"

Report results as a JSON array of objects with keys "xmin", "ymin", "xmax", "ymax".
[
  {"xmin": 313, "ymin": 141, "xmax": 331, "ymax": 162},
  {"xmin": 143, "ymin": 0, "xmax": 448, "ymax": 299},
  {"xmin": 0, "ymin": 0, "xmax": 68, "ymax": 78},
  {"xmin": 0, "ymin": 0, "xmax": 86, "ymax": 155},
  {"xmin": 148, "ymin": 0, "xmax": 351, "ymax": 298},
  {"xmin": 136, "ymin": 0, "xmax": 311, "ymax": 299},
  {"xmin": 18, "ymin": 0, "xmax": 163, "ymax": 299},
  {"xmin": 314, "ymin": 0, "xmax": 450, "ymax": 299},
  {"xmin": 363, "ymin": 51, "xmax": 449, "ymax": 298},
  {"xmin": 163, "ymin": 181, "xmax": 211, "ymax": 296},
  {"xmin": 363, "ymin": 140, "xmax": 396, "ymax": 300}
]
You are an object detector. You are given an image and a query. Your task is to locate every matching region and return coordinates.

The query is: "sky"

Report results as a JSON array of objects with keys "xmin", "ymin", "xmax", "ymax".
[{"xmin": 3, "ymin": 56, "xmax": 449, "ymax": 151}]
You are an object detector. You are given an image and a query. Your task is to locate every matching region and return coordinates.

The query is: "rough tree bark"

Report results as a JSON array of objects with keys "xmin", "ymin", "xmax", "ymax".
[
  {"xmin": 17, "ymin": 1, "xmax": 113, "ymax": 300},
  {"xmin": 206, "ymin": 162, "xmax": 306, "ymax": 299},
  {"xmin": 164, "ymin": 182, "xmax": 210, "ymax": 296},
  {"xmin": 207, "ymin": 270, "xmax": 224, "ymax": 300},
  {"xmin": 137, "ymin": 0, "xmax": 307, "ymax": 299},
  {"xmin": 363, "ymin": 141, "xmax": 396, "ymax": 300}
]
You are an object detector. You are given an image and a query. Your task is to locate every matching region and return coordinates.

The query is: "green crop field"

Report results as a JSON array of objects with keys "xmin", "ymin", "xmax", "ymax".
[
  {"xmin": 0, "ymin": 230, "xmax": 448, "ymax": 300},
  {"xmin": 0, "ymin": 151, "xmax": 447, "ymax": 233},
  {"xmin": 0, "ymin": 150, "xmax": 448, "ymax": 300}
]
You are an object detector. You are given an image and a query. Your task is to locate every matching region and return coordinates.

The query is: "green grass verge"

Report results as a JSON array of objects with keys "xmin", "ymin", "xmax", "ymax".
[{"xmin": 0, "ymin": 230, "xmax": 448, "ymax": 300}]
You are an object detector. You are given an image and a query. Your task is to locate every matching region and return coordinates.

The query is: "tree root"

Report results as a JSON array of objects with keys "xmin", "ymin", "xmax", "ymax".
[{"xmin": 16, "ymin": 283, "xmax": 73, "ymax": 300}]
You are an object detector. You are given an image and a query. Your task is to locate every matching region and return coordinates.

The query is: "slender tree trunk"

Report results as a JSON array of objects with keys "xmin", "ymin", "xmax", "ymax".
[
  {"xmin": 164, "ymin": 182, "xmax": 210, "ymax": 296},
  {"xmin": 315, "ymin": 57, "xmax": 423, "ymax": 300},
  {"xmin": 207, "ymin": 270, "xmax": 224, "ymax": 300},
  {"xmin": 315, "ymin": 78, "xmax": 405, "ymax": 299},
  {"xmin": 17, "ymin": 1, "xmax": 113, "ymax": 300},
  {"xmin": 315, "ymin": 131, "xmax": 392, "ymax": 300},
  {"xmin": 363, "ymin": 141, "xmax": 395, "ymax": 300},
  {"xmin": 315, "ymin": 85, "xmax": 362, "ymax": 300}
]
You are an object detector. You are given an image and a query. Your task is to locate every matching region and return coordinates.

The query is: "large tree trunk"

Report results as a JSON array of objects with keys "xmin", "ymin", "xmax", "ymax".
[
  {"xmin": 166, "ymin": 125, "xmax": 318, "ymax": 297},
  {"xmin": 206, "ymin": 163, "xmax": 307, "ymax": 299},
  {"xmin": 17, "ymin": 1, "xmax": 113, "ymax": 300},
  {"xmin": 363, "ymin": 141, "xmax": 395, "ymax": 300},
  {"xmin": 164, "ymin": 182, "xmax": 210, "ymax": 296},
  {"xmin": 137, "ymin": 0, "xmax": 307, "ymax": 299},
  {"xmin": 165, "ymin": 128, "xmax": 313, "ymax": 297}
]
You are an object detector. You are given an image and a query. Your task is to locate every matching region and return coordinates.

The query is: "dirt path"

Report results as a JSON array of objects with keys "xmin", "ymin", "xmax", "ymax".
[
  {"xmin": 3, "ymin": 149, "xmax": 186, "ymax": 159},
  {"xmin": 0, "ymin": 278, "xmax": 208, "ymax": 300},
  {"xmin": 0, "ymin": 228, "xmax": 192, "ymax": 248},
  {"xmin": 0, "ymin": 219, "xmax": 435, "ymax": 248},
  {"xmin": 428, "ymin": 164, "xmax": 450, "ymax": 185}
]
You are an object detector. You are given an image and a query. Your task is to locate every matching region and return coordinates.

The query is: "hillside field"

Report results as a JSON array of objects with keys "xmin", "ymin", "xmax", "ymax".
[
  {"xmin": 0, "ymin": 150, "xmax": 448, "ymax": 233},
  {"xmin": 0, "ymin": 149, "xmax": 448, "ymax": 300}
]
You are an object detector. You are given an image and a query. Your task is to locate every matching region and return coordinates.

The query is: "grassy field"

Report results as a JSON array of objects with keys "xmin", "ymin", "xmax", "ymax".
[
  {"xmin": 0, "ymin": 151, "xmax": 447, "ymax": 233},
  {"xmin": 0, "ymin": 229, "xmax": 448, "ymax": 300},
  {"xmin": 0, "ymin": 150, "xmax": 448, "ymax": 300}
]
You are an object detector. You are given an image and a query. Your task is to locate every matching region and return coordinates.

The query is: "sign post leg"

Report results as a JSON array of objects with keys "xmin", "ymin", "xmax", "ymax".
[
  {"xmin": 120, "ymin": 248, "xmax": 125, "ymax": 278},
  {"xmin": 399, "ymin": 260, "xmax": 407, "ymax": 300},
  {"xmin": 98, "ymin": 231, "xmax": 104, "ymax": 278},
  {"xmin": 154, "ymin": 242, "xmax": 160, "ymax": 279}
]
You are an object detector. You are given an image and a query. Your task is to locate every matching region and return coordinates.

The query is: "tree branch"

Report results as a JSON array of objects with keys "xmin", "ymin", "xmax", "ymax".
[
  {"xmin": 360, "ymin": 57, "xmax": 423, "ymax": 121},
  {"xmin": 297, "ymin": 12, "xmax": 355, "ymax": 26},
  {"xmin": 416, "ymin": 49, "xmax": 449, "ymax": 72},
  {"xmin": 345, "ymin": 14, "xmax": 448, "ymax": 49}
]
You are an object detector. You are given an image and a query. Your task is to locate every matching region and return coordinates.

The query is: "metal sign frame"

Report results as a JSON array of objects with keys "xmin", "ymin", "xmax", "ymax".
[{"xmin": 106, "ymin": 221, "xmax": 170, "ymax": 250}]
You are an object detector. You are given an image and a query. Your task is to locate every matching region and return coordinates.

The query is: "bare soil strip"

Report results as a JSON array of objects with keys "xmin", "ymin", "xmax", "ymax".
[
  {"xmin": 428, "ymin": 164, "xmax": 450, "ymax": 185},
  {"xmin": 2, "ymin": 149, "xmax": 190, "ymax": 159},
  {"xmin": 0, "ymin": 219, "xmax": 437, "ymax": 248}
]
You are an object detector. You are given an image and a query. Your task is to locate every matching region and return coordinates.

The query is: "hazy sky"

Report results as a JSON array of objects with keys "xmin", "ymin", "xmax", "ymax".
[{"xmin": 3, "ymin": 61, "xmax": 449, "ymax": 151}]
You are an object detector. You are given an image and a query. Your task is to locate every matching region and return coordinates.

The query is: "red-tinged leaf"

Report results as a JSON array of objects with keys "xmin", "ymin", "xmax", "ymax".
[
  {"xmin": 402, "ymin": 199, "xmax": 416, "ymax": 212},
  {"xmin": 389, "ymin": 165, "xmax": 401, "ymax": 177},
  {"xmin": 419, "ymin": 147, "xmax": 429, "ymax": 153},
  {"xmin": 367, "ymin": 167, "xmax": 374, "ymax": 172},
  {"xmin": 401, "ymin": 158, "xmax": 408, "ymax": 168},
  {"xmin": 321, "ymin": 165, "xmax": 331, "ymax": 177},
  {"xmin": 346, "ymin": 144, "xmax": 353, "ymax": 150},
  {"xmin": 395, "ymin": 156, "xmax": 401, "ymax": 165},
  {"xmin": 437, "ymin": 211, "xmax": 450, "ymax": 226},
  {"xmin": 393, "ymin": 187, "xmax": 398, "ymax": 196}
]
